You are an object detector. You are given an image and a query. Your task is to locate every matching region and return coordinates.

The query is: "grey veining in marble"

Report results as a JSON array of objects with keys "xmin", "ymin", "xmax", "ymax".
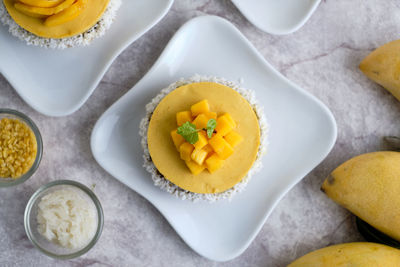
[{"xmin": 1, "ymin": 0, "xmax": 400, "ymax": 266}]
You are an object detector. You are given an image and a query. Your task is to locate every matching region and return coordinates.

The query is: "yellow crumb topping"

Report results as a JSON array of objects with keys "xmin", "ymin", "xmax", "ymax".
[{"xmin": 0, "ymin": 118, "xmax": 37, "ymax": 179}]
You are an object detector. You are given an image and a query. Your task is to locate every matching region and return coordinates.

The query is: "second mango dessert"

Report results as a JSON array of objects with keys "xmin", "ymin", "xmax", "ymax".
[
  {"xmin": 0, "ymin": 0, "xmax": 121, "ymax": 48},
  {"xmin": 140, "ymin": 76, "xmax": 268, "ymax": 202}
]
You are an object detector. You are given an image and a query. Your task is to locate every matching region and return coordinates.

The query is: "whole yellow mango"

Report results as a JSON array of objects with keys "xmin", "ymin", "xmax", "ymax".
[
  {"xmin": 360, "ymin": 39, "xmax": 400, "ymax": 102},
  {"xmin": 288, "ymin": 242, "xmax": 400, "ymax": 267},
  {"xmin": 321, "ymin": 151, "xmax": 400, "ymax": 241}
]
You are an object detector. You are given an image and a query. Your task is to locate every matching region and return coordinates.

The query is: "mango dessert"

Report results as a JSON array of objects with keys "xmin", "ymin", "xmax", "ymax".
[
  {"xmin": 140, "ymin": 76, "xmax": 268, "ymax": 202},
  {"xmin": 0, "ymin": 0, "xmax": 121, "ymax": 48}
]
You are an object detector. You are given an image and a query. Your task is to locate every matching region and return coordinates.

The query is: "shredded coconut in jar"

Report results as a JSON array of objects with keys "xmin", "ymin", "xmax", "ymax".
[{"xmin": 37, "ymin": 188, "xmax": 97, "ymax": 249}]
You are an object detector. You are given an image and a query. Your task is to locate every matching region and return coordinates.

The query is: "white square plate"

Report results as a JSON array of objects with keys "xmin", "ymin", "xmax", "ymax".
[
  {"xmin": 231, "ymin": 0, "xmax": 321, "ymax": 35},
  {"xmin": 0, "ymin": 0, "xmax": 174, "ymax": 116},
  {"xmin": 90, "ymin": 15, "xmax": 337, "ymax": 261}
]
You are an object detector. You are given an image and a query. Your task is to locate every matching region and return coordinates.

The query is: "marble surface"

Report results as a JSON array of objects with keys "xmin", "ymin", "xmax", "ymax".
[{"xmin": 1, "ymin": 0, "xmax": 400, "ymax": 266}]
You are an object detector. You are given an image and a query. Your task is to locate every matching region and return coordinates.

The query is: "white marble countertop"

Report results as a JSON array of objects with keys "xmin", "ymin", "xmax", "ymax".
[{"xmin": 1, "ymin": 0, "xmax": 400, "ymax": 266}]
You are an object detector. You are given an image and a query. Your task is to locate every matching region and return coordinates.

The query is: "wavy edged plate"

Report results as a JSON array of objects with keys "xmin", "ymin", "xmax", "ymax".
[
  {"xmin": 0, "ymin": 0, "xmax": 174, "ymax": 116},
  {"xmin": 90, "ymin": 15, "xmax": 337, "ymax": 261},
  {"xmin": 231, "ymin": 0, "xmax": 321, "ymax": 35}
]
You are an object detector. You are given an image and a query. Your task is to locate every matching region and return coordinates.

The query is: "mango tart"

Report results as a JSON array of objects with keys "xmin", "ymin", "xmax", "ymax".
[
  {"xmin": 139, "ymin": 76, "xmax": 269, "ymax": 202},
  {"xmin": 0, "ymin": 0, "xmax": 121, "ymax": 49}
]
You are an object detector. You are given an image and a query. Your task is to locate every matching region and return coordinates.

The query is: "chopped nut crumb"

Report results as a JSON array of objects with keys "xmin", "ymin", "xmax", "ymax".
[{"xmin": 0, "ymin": 118, "xmax": 37, "ymax": 179}]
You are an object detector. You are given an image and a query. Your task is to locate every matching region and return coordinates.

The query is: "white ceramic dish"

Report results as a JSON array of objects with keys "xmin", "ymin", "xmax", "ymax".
[
  {"xmin": 231, "ymin": 0, "xmax": 321, "ymax": 35},
  {"xmin": 0, "ymin": 0, "xmax": 174, "ymax": 117},
  {"xmin": 91, "ymin": 15, "xmax": 337, "ymax": 261}
]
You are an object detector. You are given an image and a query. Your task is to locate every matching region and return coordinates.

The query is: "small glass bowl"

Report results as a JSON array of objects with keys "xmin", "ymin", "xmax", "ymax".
[
  {"xmin": 24, "ymin": 180, "xmax": 104, "ymax": 259},
  {"xmin": 0, "ymin": 109, "xmax": 43, "ymax": 187}
]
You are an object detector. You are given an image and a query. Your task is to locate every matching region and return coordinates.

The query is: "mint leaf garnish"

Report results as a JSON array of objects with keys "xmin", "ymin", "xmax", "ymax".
[
  {"xmin": 177, "ymin": 119, "xmax": 218, "ymax": 143},
  {"xmin": 206, "ymin": 119, "xmax": 217, "ymax": 138},
  {"xmin": 177, "ymin": 122, "xmax": 199, "ymax": 144}
]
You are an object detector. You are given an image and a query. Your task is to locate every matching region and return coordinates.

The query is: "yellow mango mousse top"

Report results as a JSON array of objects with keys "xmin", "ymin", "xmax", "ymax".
[
  {"xmin": 4, "ymin": 0, "xmax": 110, "ymax": 38},
  {"xmin": 147, "ymin": 82, "xmax": 261, "ymax": 194}
]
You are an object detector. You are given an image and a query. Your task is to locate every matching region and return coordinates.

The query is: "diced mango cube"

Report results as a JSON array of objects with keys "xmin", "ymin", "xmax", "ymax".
[
  {"xmin": 192, "ymin": 114, "xmax": 209, "ymax": 129},
  {"xmin": 208, "ymin": 134, "xmax": 234, "ymax": 159},
  {"xmin": 176, "ymin": 111, "xmax": 192, "ymax": 126},
  {"xmin": 204, "ymin": 112, "xmax": 217, "ymax": 120},
  {"xmin": 194, "ymin": 131, "xmax": 207, "ymax": 150},
  {"xmin": 185, "ymin": 160, "xmax": 206, "ymax": 175},
  {"xmin": 224, "ymin": 131, "xmax": 243, "ymax": 147},
  {"xmin": 191, "ymin": 100, "xmax": 209, "ymax": 116},
  {"xmin": 217, "ymin": 143, "xmax": 234, "ymax": 159},
  {"xmin": 206, "ymin": 154, "xmax": 224, "ymax": 173},
  {"xmin": 215, "ymin": 116, "xmax": 234, "ymax": 136},
  {"xmin": 203, "ymin": 144, "xmax": 215, "ymax": 159},
  {"xmin": 220, "ymin": 113, "xmax": 236, "ymax": 128},
  {"xmin": 208, "ymin": 134, "xmax": 225, "ymax": 154},
  {"xmin": 180, "ymin": 142, "xmax": 194, "ymax": 161},
  {"xmin": 191, "ymin": 148, "xmax": 208, "ymax": 165},
  {"xmin": 171, "ymin": 129, "xmax": 185, "ymax": 150},
  {"xmin": 202, "ymin": 144, "xmax": 214, "ymax": 154}
]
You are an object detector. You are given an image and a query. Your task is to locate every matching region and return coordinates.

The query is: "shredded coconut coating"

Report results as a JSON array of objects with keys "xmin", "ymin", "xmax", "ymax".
[
  {"xmin": 139, "ymin": 75, "xmax": 269, "ymax": 202},
  {"xmin": 0, "ymin": 0, "xmax": 121, "ymax": 49}
]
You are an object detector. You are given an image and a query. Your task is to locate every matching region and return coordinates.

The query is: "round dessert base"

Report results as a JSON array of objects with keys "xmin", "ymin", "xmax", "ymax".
[
  {"xmin": 139, "ymin": 75, "xmax": 269, "ymax": 202},
  {"xmin": 0, "ymin": 0, "xmax": 121, "ymax": 49}
]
